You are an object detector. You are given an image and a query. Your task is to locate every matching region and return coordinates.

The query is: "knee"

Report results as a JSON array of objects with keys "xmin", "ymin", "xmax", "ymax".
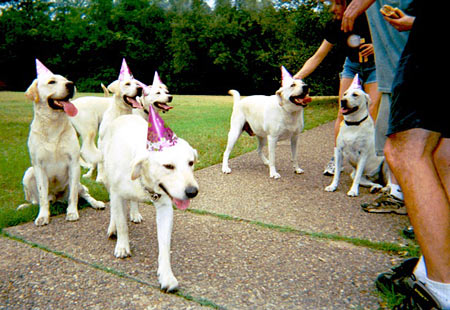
[
  {"xmin": 384, "ymin": 137, "xmax": 403, "ymax": 169},
  {"xmin": 433, "ymin": 140, "xmax": 450, "ymax": 168}
]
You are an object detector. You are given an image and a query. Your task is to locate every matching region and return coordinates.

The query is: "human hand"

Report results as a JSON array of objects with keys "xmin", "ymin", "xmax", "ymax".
[
  {"xmin": 359, "ymin": 43, "xmax": 374, "ymax": 57},
  {"xmin": 383, "ymin": 9, "xmax": 415, "ymax": 32}
]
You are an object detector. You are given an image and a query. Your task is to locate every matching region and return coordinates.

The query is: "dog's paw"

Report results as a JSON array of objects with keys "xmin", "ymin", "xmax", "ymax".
[
  {"xmin": 91, "ymin": 201, "xmax": 106, "ymax": 210},
  {"xmin": 325, "ymin": 185, "xmax": 337, "ymax": 192},
  {"xmin": 107, "ymin": 222, "xmax": 117, "ymax": 238},
  {"xmin": 35, "ymin": 215, "xmax": 49, "ymax": 226},
  {"xmin": 347, "ymin": 189, "xmax": 359, "ymax": 197},
  {"xmin": 114, "ymin": 243, "xmax": 131, "ymax": 258},
  {"xmin": 294, "ymin": 168, "xmax": 304, "ymax": 174},
  {"xmin": 130, "ymin": 212, "xmax": 143, "ymax": 223},
  {"xmin": 65, "ymin": 211, "xmax": 80, "ymax": 222},
  {"xmin": 222, "ymin": 166, "xmax": 231, "ymax": 174},
  {"xmin": 158, "ymin": 271, "xmax": 179, "ymax": 292},
  {"xmin": 270, "ymin": 172, "xmax": 281, "ymax": 179}
]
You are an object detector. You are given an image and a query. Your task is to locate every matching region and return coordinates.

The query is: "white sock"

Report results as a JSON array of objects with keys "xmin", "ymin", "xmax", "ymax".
[
  {"xmin": 413, "ymin": 256, "xmax": 450, "ymax": 309},
  {"xmin": 390, "ymin": 184, "xmax": 403, "ymax": 200}
]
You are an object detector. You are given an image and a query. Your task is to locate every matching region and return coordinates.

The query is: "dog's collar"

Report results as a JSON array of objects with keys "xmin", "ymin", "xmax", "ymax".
[
  {"xmin": 344, "ymin": 114, "xmax": 369, "ymax": 126},
  {"xmin": 139, "ymin": 178, "xmax": 161, "ymax": 202}
]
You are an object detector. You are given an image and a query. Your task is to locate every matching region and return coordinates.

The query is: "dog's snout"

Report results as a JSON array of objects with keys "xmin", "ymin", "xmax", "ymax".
[
  {"xmin": 66, "ymin": 82, "xmax": 75, "ymax": 97},
  {"xmin": 185, "ymin": 186, "xmax": 198, "ymax": 199},
  {"xmin": 303, "ymin": 84, "xmax": 309, "ymax": 94},
  {"xmin": 340, "ymin": 99, "xmax": 348, "ymax": 108},
  {"xmin": 136, "ymin": 87, "xmax": 143, "ymax": 97},
  {"xmin": 168, "ymin": 95, "xmax": 173, "ymax": 103}
]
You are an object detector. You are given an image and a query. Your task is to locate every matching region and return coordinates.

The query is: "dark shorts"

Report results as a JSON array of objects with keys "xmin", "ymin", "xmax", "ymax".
[{"xmin": 387, "ymin": 18, "xmax": 449, "ymax": 138}]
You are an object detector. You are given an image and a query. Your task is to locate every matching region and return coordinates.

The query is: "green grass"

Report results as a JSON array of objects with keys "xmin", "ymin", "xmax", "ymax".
[{"xmin": 0, "ymin": 90, "xmax": 338, "ymax": 230}]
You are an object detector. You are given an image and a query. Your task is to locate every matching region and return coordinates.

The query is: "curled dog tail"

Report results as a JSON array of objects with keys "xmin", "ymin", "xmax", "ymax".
[
  {"xmin": 101, "ymin": 83, "xmax": 110, "ymax": 97},
  {"xmin": 228, "ymin": 89, "xmax": 241, "ymax": 106},
  {"xmin": 80, "ymin": 131, "xmax": 102, "ymax": 165}
]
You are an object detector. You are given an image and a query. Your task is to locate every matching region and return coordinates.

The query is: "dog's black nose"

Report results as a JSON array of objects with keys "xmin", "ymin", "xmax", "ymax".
[
  {"xmin": 136, "ymin": 87, "xmax": 143, "ymax": 97},
  {"xmin": 66, "ymin": 82, "xmax": 75, "ymax": 97},
  {"xmin": 168, "ymin": 95, "xmax": 173, "ymax": 103},
  {"xmin": 340, "ymin": 99, "xmax": 348, "ymax": 108},
  {"xmin": 303, "ymin": 84, "xmax": 309, "ymax": 94},
  {"xmin": 185, "ymin": 186, "xmax": 198, "ymax": 199}
]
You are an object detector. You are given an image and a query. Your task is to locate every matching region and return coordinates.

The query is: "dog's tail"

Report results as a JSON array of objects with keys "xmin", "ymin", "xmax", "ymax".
[
  {"xmin": 101, "ymin": 83, "xmax": 110, "ymax": 97},
  {"xmin": 228, "ymin": 89, "xmax": 241, "ymax": 106},
  {"xmin": 80, "ymin": 131, "xmax": 102, "ymax": 165}
]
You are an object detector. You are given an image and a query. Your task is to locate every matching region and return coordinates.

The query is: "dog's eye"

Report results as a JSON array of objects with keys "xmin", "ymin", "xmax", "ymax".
[
  {"xmin": 188, "ymin": 161, "xmax": 194, "ymax": 167},
  {"xmin": 48, "ymin": 80, "xmax": 56, "ymax": 85},
  {"xmin": 163, "ymin": 164, "xmax": 175, "ymax": 170},
  {"xmin": 352, "ymin": 93, "xmax": 359, "ymax": 97}
]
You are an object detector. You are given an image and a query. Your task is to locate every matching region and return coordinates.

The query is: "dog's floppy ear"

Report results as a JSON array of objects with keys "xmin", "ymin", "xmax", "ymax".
[
  {"xmin": 25, "ymin": 79, "xmax": 40, "ymax": 103},
  {"xmin": 107, "ymin": 80, "xmax": 120, "ymax": 95},
  {"xmin": 131, "ymin": 153, "xmax": 149, "ymax": 181},
  {"xmin": 364, "ymin": 92, "xmax": 372, "ymax": 106},
  {"xmin": 275, "ymin": 87, "xmax": 284, "ymax": 106}
]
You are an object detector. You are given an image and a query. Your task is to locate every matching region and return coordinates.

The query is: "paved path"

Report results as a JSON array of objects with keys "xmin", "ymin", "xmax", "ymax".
[{"xmin": 1, "ymin": 121, "xmax": 412, "ymax": 309}]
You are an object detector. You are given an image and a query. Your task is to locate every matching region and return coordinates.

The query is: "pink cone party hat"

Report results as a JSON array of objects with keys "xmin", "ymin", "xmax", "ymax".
[
  {"xmin": 136, "ymin": 71, "xmax": 163, "ymax": 96},
  {"xmin": 349, "ymin": 74, "xmax": 362, "ymax": 90},
  {"xmin": 152, "ymin": 71, "xmax": 162, "ymax": 88},
  {"xmin": 118, "ymin": 58, "xmax": 134, "ymax": 81},
  {"xmin": 281, "ymin": 65, "xmax": 295, "ymax": 88},
  {"xmin": 146, "ymin": 104, "xmax": 178, "ymax": 151},
  {"xmin": 36, "ymin": 59, "xmax": 53, "ymax": 78}
]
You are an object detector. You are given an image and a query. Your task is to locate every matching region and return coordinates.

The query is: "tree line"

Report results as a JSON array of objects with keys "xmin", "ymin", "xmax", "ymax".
[{"xmin": 0, "ymin": 0, "xmax": 345, "ymax": 95}]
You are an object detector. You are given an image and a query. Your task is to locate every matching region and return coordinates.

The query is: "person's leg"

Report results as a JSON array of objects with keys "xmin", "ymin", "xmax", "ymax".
[
  {"xmin": 361, "ymin": 93, "xmax": 405, "ymax": 213},
  {"xmin": 363, "ymin": 82, "xmax": 381, "ymax": 121},
  {"xmin": 385, "ymin": 128, "xmax": 450, "ymax": 283},
  {"xmin": 433, "ymin": 138, "xmax": 450, "ymax": 200}
]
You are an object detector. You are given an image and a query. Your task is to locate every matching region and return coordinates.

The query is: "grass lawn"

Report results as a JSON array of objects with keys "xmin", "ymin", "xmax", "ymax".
[{"xmin": 0, "ymin": 90, "xmax": 338, "ymax": 229}]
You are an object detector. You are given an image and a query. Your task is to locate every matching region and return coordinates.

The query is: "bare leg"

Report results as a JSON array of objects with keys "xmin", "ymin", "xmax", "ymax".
[{"xmin": 385, "ymin": 129, "xmax": 450, "ymax": 283}]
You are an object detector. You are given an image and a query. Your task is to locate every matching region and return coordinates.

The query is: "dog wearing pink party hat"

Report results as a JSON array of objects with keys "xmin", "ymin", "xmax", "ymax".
[
  {"xmin": 133, "ymin": 71, "xmax": 173, "ymax": 120},
  {"xmin": 17, "ymin": 59, "xmax": 105, "ymax": 226},
  {"xmin": 93, "ymin": 59, "xmax": 144, "ymax": 183},
  {"xmin": 222, "ymin": 66, "xmax": 311, "ymax": 179},
  {"xmin": 325, "ymin": 74, "xmax": 389, "ymax": 197},
  {"xmin": 100, "ymin": 102, "xmax": 198, "ymax": 291}
]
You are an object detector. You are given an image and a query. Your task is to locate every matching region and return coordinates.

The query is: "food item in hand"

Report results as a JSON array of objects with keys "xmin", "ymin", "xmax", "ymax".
[{"xmin": 380, "ymin": 5, "xmax": 401, "ymax": 18}]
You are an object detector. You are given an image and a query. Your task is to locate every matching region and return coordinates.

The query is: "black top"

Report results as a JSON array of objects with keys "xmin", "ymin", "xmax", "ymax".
[{"xmin": 324, "ymin": 14, "xmax": 375, "ymax": 64}]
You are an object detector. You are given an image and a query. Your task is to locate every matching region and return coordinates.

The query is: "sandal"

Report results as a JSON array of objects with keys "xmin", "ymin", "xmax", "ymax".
[{"xmin": 361, "ymin": 192, "xmax": 407, "ymax": 215}]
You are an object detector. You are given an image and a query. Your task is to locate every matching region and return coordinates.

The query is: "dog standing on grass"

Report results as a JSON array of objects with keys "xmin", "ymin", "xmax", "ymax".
[
  {"xmin": 222, "ymin": 66, "xmax": 311, "ymax": 179},
  {"xmin": 18, "ymin": 59, "xmax": 105, "ymax": 226},
  {"xmin": 325, "ymin": 75, "xmax": 388, "ymax": 197}
]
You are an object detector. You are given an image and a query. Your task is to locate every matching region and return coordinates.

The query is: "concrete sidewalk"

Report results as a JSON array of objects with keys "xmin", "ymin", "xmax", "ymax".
[{"xmin": 1, "ymin": 121, "xmax": 412, "ymax": 309}]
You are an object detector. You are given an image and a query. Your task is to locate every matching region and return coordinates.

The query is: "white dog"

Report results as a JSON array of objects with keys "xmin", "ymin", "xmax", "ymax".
[
  {"xmin": 101, "ymin": 114, "xmax": 198, "ymax": 291},
  {"xmin": 133, "ymin": 80, "xmax": 173, "ymax": 120},
  {"xmin": 19, "ymin": 61, "xmax": 105, "ymax": 226},
  {"xmin": 325, "ymin": 86, "xmax": 388, "ymax": 197},
  {"xmin": 69, "ymin": 88, "xmax": 112, "ymax": 178},
  {"xmin": 222, "ymin": 67, "xmax": 310, "ymax": 178},
  {"xmin": 95, "ymin": 76, "xmax": 143, "ymax": 183}
]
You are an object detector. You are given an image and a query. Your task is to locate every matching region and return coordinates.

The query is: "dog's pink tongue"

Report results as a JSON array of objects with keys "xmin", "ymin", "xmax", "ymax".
[
  {"xmin": 173, "ymin": 198, "xmax": 190, "ymax": 210},
  {"xmin": 129, "ymin": 97, "xmax": 142, "ymax": 109},
  {"xmin": 61, "ymin": 100, "xmax": 78, "ymax": 117}
]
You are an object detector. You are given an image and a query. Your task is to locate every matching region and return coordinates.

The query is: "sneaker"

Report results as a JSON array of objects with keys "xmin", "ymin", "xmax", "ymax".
[
  {"xmin": 361, "ymin": 192, "xmax": 407, "ymax": 215},
  {"xmin": 376, "ymin": 257, "xmax": 419, "ymax": 296},
  {"xmin": 395, "ymin": 276, "xmax": 443, "ymax": 310},
  {"xmin": 323, "ymin": 157, "xmax": 336, "ymax": 176},
  {"xmin": 376, "ymin": 258, "xmax": 443, "ymax": 310}
]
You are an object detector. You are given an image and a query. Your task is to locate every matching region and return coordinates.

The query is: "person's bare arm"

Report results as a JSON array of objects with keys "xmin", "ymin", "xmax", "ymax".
[
  {"xmin": 293, "ymin": 40, "xmax": 334, "ymax": 79},
  {"xmin": 341, "ymin": 0, "xmax": 375, "ymax": 32}
]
